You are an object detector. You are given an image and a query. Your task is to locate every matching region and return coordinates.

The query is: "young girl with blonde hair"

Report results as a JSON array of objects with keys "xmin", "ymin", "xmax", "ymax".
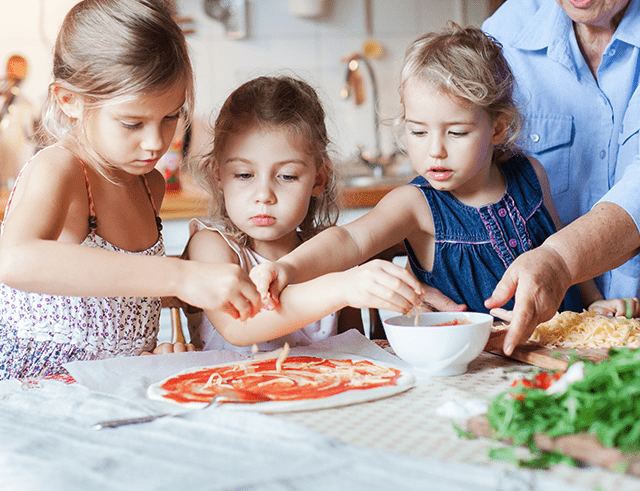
[
  {"xmin": 0, "ymin": 0, "xmax": 262, "ymax": 380},
  {"xmin": 251, "ymin": 24, "xmax": 636, "ymax": 326},
  {"xmin": 184, "ymin": 75, "xmax": 422, "ymax": 353}
]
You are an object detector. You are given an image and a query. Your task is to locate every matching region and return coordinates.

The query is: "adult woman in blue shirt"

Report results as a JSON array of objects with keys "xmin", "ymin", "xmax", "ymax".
[{"xmin": 481, "ymin": 0, "xmax": 640, "ymax": 355}]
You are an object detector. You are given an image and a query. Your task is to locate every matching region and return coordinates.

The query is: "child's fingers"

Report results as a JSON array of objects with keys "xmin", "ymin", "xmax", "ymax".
[
  {"xmin": 372, "ymin": 260, "xmax": 423, "ymax": 295},
  {"xmin": 152, "ymin": 342, "xmax": 175, "ymax": 354},
  {"xmin": 249, "ymin": 263, "xmax": 277, "ymax": 298},
  {"xmin": 232, "ymin": 295, "xmax": 259, "ymax": 322},
  {"xmin": 489, "ymin": 307, "xmax": 513, "ymax": 323},
  {"xmin": 630, "ymin": 297, "xmax": 640, "ymax": 318},
  {"xmin": 418, "ymin": 286, "xmax": 467, "ymax": 312},
  {"xmin": 622, "ymin": 297, "xmax": 640, "ymax": 318},
  {"xmin": 589, "ymin": 304, "xmax": 615, "ymax": 316}
]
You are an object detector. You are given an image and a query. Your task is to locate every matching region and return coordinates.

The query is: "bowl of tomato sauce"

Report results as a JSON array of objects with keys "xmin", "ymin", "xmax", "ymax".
[{"xmin": 381, "ymin": 311, "xmax": 493, "ymax": 376}]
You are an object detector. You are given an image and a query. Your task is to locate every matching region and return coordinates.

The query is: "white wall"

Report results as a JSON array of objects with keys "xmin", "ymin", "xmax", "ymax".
[
  {"xmin": 1, "ymin": 0, "xmax": 491, "ymax": 171},
  {"xmin": 179, "ymin": 0, "xmax": 491, "ymax": 163}
]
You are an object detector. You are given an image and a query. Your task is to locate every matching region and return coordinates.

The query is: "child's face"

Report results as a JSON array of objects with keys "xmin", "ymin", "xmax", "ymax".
[
  {"xmin": 216, "ymin": 125, "xmax": 325, "ymax": 259},
  {"xmin": 82, "ymin": 82, "xmax": 186, "ymax": 177},
  {"xmin": 403, "ymin": 79, "xmax": 506, "ymax": 201}
]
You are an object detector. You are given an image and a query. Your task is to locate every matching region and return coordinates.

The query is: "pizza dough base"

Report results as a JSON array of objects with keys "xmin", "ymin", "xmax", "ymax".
[{"xmin": 147, "ymin": 356, "xmax": 415, "ymax": 413}]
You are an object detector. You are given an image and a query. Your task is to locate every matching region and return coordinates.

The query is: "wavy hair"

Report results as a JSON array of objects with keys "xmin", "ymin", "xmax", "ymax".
[
  {"xmin": 37, "ymin": 0, "xmax": 194, "ymax": 173},
  {"xmin": 187, "ymin": 76, "xmax": 339, "ymax": 247},
  {"xmin": 399, "ymin": 23, "xmax": 524, "ymax": 161}
]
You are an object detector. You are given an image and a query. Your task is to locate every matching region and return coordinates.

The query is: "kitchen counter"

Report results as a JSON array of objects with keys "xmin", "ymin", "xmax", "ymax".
[{"xmin": 0, "ymin": 179, "xmax": 405, "ymax": 222}]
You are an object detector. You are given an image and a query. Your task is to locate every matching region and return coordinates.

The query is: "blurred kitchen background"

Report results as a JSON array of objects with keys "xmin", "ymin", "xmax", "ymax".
[
  {"xmin": 1, "ymin": 0, "xmax": 503, "ymax": 187},
  {"xmin": 1, "ymin": 0, "xmax": 503, "ymax": 340}
]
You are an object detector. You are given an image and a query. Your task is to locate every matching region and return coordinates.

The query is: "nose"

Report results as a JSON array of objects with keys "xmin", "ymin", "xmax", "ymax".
[
  {"xmin": 140, "ymin": 125, "xmax": 165, "ymax": 153},
  {"xmin": 254, "ymin": 176, "xmax": 276, "ymax": 204},
  {"xmin": 428, "ymin": 134, "xmax": 447, "ymax": 159}
]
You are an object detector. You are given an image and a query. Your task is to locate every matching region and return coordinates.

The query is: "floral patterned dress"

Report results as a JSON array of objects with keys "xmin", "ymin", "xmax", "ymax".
[{"xmin": 0, "ymin": 148, "xmax": 164, "ymax": 380}]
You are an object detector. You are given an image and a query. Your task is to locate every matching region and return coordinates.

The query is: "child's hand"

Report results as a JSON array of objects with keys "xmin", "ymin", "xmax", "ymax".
[
  {"xmin": 140, "ymin": 341, "xmax": 198, "ymax": 355},
  {"xmin": 589, "ymin": 297, "xmax": 640, "ymax": 318},
  {"xmin": 338, "ymin": 260, "xmax": 424, "ymax": 313},
  {"xmin": 415, "ymin": 284, "xmax": 467, "ymax": 313},
  {"xmin": 249, "ymin": 261, "xmax": 291, "ymax": 310},
  {"xmin": 179, "ymin": 262, "xmax": 262, "ymax": 321}
]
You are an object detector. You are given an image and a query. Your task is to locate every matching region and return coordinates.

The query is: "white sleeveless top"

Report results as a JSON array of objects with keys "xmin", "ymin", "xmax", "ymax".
[{"xmin": 186, "ymin": 219, "xmax": 338, "ymax": 354}]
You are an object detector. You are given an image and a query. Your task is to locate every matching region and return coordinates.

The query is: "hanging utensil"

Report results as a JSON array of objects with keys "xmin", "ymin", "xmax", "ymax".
[
  {"xmin": 363, "ymin": 0, "xmax": 384, "ymax": 59},
  {"xmin": 0, "ymin": 55, "xmax": 27, "ymax": 125},
  {"xmin": 348, "ymin": 58, "xmax": 366, "ymax": 105}
]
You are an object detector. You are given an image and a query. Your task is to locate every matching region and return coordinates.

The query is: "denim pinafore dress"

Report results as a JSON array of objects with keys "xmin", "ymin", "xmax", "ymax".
[{"xmin": 404, "ymin": 154, "xmax": 559, "ymax": 314}]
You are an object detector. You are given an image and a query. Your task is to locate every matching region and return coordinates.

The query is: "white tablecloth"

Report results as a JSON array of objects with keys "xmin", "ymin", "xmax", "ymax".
[{"xmin": 0, "ymin": 330, "xmax": 636, "ymax": 491}]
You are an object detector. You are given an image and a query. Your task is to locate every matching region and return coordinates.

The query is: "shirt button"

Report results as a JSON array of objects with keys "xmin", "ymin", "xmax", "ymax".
[
  {"xmin": 498, "ymin": 208, "xmax": 507, "ymax": 218},
  {"xmin": 508, "ymin": 238, "xmax": 518, "ymax": 248},
  {"xmin": 609, "ymin": 49, "xmax": 616, "ymax": 56},
  {"xmin": 600, "ymin": 150, "xmax": 606, "ymax": 159},
  {"xmin": 530, "ymin": 133, "xmax": 540, "ymax": 143}
]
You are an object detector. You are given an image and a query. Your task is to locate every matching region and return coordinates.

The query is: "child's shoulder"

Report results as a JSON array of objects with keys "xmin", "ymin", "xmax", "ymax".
[
  {"xmin": 28, "ymin": 146, "xmax": 83, "ymax": 174},
  {"xmin": 381, "ymin": 181, "xmax": 431, "ymax": 208},
  {"xmin": 186, "ymin": 219, "xmax": 241, "ymax": 264},
  {"xmin": 19, "ymin": 146, "xmax": 87, "ymax": 191}
]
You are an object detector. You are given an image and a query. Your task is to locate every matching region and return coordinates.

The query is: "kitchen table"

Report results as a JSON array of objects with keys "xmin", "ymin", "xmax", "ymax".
[{"xmin": 1, "ymin": 330, "xmax": 638, "ymax": 491}]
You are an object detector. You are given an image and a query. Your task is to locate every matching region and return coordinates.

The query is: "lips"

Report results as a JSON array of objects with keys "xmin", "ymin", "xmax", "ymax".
[
  {"xmin": 252, "ymin": 215, "xmax": 275, "ymax": 226},
  {"xmin": 427, "ymin": 167, "xmax": 452, "ymax": 181},
  {"xmin": 568, "ymin": 0, "xmax": 592, "ymax": 8}
]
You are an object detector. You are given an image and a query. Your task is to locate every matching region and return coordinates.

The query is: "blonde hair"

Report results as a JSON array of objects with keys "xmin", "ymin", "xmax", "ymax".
[
  {"xmin": 399, "ymin": 23, "xmax": 523, "ymax": 160},
  {"xmin": 188, "ymin": 76, "xmax": 339, "ymax": 247},
  {"xmin": 38, "ymin": 0, "xmax": 194, "ymax": 171}
]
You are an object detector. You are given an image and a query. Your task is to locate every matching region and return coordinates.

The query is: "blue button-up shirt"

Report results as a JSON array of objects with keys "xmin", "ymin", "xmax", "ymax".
[{"xmin": 483, "ymin": 0, "xmax": 640, "ymax": 300}]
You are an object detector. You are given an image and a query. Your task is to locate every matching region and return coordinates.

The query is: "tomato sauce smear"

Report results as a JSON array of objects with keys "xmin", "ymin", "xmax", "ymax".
[{"xmin": 159, "ymin": 356, "xmax": 402, "ymax": 405}]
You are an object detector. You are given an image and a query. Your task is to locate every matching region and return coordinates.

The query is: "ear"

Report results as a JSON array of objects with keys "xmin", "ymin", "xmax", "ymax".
[
  {"xmin": 213, "ymin": 160, "xmax": 224, "ymax": 190},
  {"xmin": 311, "ymin": 163, "xmax": 328, "ymax": 197},
  {"xmin": 491, "ymin": 113, "xmax": 511, "ymax": 146},
  {"xmin": 53, "ymin": 86, "xmax": 84, "ymax": 119}
]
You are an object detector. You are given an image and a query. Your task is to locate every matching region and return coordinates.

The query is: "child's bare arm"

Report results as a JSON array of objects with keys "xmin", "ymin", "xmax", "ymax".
[
  {"xmin": 250, "ymin": 186, "xmax": 428, "ymax": 302},
  {"xmin": 0, "ymin": 150, "xmax": 261, "ymax": 319},
  {"xmin": 209, "ymin": 260, "xmax": 423, "ymax": 347}
]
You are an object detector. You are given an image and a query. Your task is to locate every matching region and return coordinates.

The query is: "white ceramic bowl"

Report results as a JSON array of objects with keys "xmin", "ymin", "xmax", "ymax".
[{"xmin": 381, "ymin": 311, "xmax": 493, "ymax": 376}]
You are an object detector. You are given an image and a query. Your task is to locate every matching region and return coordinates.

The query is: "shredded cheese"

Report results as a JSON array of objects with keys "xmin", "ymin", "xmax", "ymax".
[
  {"xmin": 530, "ymin": 310, "xmax": 640, "ymax": 349},
  {"xmin": 276, "ymin": 342, "xmax": 290, "ymax": 373}
]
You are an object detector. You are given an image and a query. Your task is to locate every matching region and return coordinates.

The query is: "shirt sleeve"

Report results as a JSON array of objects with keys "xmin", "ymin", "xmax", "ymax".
[{"xmin": 597, "ymin": 155, "xmax": 640, "ymax": 234}]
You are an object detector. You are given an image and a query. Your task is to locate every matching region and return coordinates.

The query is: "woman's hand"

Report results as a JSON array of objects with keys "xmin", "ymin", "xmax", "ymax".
[{"xmin": 485, "ymin": 245, "xmax": 571, "ymax": 355}]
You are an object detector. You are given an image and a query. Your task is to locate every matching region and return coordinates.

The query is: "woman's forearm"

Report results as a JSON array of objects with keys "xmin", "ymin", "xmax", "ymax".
[{"xmin": 545, "ymin": 202, "xmax": 640, "ymax": 285}]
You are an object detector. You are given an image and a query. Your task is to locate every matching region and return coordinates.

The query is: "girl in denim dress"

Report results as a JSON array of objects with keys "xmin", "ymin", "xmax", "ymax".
[{"xmin": 251, "ymin": 24, "xmax": 636, "ymax": 329}]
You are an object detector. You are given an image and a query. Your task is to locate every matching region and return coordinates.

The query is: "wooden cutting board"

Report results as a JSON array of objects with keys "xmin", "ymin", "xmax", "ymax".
[
  {"xmin": 485, "ymin": 329, "xmax": 610, "ymax": 371},
  {"xmin": 466, "ymin": 415, "xmax": 640, "ymax": 476},
  {"xmin": 486, "ymin": 342, "xmax": 610, "ymax": 371}
]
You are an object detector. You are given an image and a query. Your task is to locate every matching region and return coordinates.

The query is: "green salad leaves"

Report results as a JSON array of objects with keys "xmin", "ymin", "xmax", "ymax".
[{"xmin": 486, "ymin": 347, "xmax": 640, "ymax": 468}]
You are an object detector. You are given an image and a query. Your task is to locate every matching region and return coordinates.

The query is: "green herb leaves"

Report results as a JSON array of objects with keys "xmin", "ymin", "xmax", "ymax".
[{"xmin": 485, "ymin": 348, "xmax": 640, "ymax": 468}]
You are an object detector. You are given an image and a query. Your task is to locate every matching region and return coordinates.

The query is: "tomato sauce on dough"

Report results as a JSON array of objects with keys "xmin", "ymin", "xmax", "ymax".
[{"xmin": 159, "ymin": 356, "xmax": 402, "ymax": 404}]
